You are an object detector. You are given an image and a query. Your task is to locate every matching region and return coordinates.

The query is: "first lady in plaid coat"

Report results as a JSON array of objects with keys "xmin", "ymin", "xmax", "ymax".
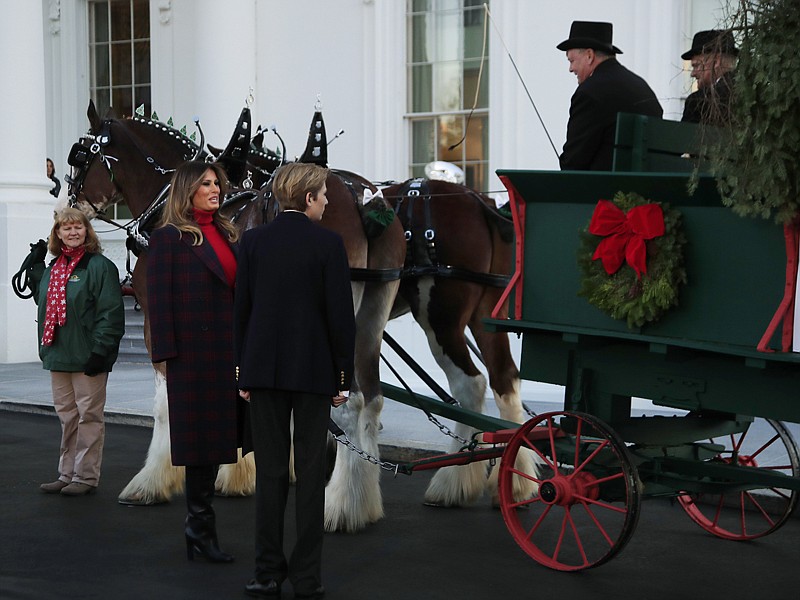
[{"xmin": 146, "ymin": 161, "xmax": 240, "ymax": 564}]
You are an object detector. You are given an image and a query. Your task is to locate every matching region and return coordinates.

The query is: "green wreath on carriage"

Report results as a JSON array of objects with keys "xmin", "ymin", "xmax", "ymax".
[{"xmin": 577, "ymin": 191, "xmax": 688, "ymax": 328}]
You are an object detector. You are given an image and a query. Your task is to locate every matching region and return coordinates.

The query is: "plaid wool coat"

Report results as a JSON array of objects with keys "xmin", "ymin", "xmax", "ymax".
[{"xmin": 146, "ymin": 224, "xmax": 241, "ymax": 466}]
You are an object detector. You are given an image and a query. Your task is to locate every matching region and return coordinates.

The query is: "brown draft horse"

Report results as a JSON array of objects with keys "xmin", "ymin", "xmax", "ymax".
[
  {"xmin": 381, "ymin": 179, "xmax": 538, "ymax": 506},
  {"xmin": 68, "ymin": 101, "xmax": 405, "ymax": 531}
]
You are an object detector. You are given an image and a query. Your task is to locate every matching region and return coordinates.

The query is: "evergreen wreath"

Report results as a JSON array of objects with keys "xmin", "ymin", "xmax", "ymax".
[{"xmin": 577, "ymin": 191, "xmax": 687, "ymax": 328}]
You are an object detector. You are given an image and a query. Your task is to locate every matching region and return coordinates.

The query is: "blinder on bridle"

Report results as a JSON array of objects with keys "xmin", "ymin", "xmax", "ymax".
[{"xmin": 65, "ymin": 119, "xmax": 113, "ymax": 209}]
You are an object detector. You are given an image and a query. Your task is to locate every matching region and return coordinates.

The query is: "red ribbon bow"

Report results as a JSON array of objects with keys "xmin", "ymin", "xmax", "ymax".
[{"xmin": 589, "ymin": 199, "xmax": 665, "ymax": 278}]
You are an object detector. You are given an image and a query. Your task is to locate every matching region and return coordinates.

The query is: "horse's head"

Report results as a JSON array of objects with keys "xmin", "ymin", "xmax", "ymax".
[
  {"xmin": 65, "ymin": 101, "xmax": 121, "ymax": 219},
  {"xmin": 67, "ymin": 100, "xmax": 204, "ymax": 221}
]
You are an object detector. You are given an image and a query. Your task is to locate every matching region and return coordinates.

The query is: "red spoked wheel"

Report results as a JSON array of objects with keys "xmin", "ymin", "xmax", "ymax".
[
  {"xmin": 677, "ymin": 417, "xmax": 799, "ymax": 540},
  {"xmin": 498, "ymin": 411, "xmax": 641, "ymax": 571}
]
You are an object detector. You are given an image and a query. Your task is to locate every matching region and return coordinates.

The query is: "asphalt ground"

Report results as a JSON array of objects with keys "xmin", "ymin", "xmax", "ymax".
[{"xmin": 2, "ymin": 410, "xmax": 800, "ymax": 600}]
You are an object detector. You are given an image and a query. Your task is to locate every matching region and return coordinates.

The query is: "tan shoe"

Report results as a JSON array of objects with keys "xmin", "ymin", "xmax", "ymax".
[
  {"xmin": 60, "ymin": 482, "xmax": 97, "ymax": 496},
  {"xmin": 40, "ymin": 480, "xmax": 69, "ymax": 494}
]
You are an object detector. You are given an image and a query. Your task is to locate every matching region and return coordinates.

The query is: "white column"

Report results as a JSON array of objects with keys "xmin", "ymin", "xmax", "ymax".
[{"xmin": 0, "ymin": 1, "xmax": 58, "ymax": 363}]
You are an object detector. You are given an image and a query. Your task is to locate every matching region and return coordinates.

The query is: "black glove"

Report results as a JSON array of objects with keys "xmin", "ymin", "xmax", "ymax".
[{"xmin": 83, "ymin": 353, "xmax": 106, "ymax": 377}]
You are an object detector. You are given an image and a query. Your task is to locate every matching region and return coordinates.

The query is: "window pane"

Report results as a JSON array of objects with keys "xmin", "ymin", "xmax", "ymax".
[
  {"xmin": 112, "ymin": 42, "xmax": 132, "ymax": 86},
  {"xmin": 112, "ymin": 87, "xmax": 133, "ymax": 117},
  {"xmin": 134, "ymin": 85, "xmax": 151, "ymax": 112},
  {"xmin": 410, "ymin": 14, "xmax": 429, "ymax": 62},
  {"xmin": 132, "ymin": 0, "xmax": 149, "ymax": 39},
  {"xmin": 410, "ymin": 0, "xmax": 429, "ymax": 12},
  {"xmin": 92, "ymin": 2, "xmax": 109, "ymax": 43},
  {"xmin": 134, "ymin": 41, "xmax": 150, "ymax": 83},
  {"xmin": 92, "ymin": 44, "xmax": 110, "ymax": 87},
  {"xmin": 434, "ymin": 0, "xmax": 461, "ymax": 12},
  {"xmin": 110, "ymin": 0, "xmax": 132, "ymax": 41},
  {"xmin": 94, "ymin": 89, "xmax": 111, "ymax": 117},
  {"xmin": 410, "ymin": 64, "xmax": 432, "ymax": 112},
  {"xmin": 434, "ymin": 10, "xmax": 460, "ymax": 62},
  {"xmin": 410, "ymin": 164, "xmax": 426, "ymax": 179},
  {"xmin": 411, "ymin": 120, "xmax": 435, "ymax": 163},
  {"xmin": 438, "ymin": 114, "xmax": 463, "ymax": 161},
  {"xmin": 433, "ymin": 62, "xmax": 461, "ymax": 112},
  {"xmin": 463, "ymin": 9, "xmax": 485, "ymax": 59},
  {"xmin": 464, "ymin": 114, "xmax": 487, "ymax": 161},
  {"xmin": 464, "ymin": 163, "xmax": 485, "ymax": 191},
  {"xmin": 463, "ymin": 58, "xmax": 488, "ymax": 109}
]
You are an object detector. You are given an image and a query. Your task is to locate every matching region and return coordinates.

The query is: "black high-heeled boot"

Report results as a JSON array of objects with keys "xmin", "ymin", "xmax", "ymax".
[{"xmin": 184, "ymin": 465, "xmax": 234, "ymax": 563}]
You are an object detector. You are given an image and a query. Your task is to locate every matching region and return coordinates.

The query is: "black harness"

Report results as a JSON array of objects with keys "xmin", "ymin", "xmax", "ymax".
[{"xmin": 392, "ymin": 179, "xmax": 511, "ymax": 288}]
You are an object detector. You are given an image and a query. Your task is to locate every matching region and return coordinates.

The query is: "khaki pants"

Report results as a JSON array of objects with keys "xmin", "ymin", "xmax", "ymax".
[{"xmin": 51, "ymin": 371, "xmax": 108, "ymax": 487}]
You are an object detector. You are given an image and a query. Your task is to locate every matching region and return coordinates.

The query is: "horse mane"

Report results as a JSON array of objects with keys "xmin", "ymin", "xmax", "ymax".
[{"xmin": 125, "ymin": 115, "xmax": 205, "ymax": 162}]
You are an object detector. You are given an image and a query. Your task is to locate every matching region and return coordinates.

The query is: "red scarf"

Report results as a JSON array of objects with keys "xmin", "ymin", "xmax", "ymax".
[
  {"xmin": 41, "ymin": 245, "xmax": 86, "ymax": 346},
  {"xmin": 193, "ymin": 209, "xmax": 237, "ymax": 287}
]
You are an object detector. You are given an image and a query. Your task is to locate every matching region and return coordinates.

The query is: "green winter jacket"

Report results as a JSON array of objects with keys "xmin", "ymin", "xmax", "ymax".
[{"xmin": 36, "ymin": 253, "xmax": 125, "ymax": 372}]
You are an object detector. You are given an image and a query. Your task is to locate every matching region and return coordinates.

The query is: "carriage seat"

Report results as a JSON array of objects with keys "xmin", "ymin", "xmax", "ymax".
[{"xmin": 612, "ymin": 112, "xmax": 722, "ymax": 174}]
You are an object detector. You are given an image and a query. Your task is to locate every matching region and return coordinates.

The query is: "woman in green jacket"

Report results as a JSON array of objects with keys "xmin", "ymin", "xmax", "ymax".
[{"xmin": 36, "ymin": 207, "xmax": 125, "ymax": 496}]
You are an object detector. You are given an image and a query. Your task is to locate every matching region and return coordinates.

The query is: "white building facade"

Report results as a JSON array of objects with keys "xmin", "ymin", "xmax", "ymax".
[{"xmin": 2, "ymin": 0, "xmax": 729, "ymax": 363}]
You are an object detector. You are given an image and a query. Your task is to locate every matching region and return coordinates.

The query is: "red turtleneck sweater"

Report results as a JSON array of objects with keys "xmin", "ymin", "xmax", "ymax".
[{"xmin": 193, "ymin": 208, "xmax": 236, "ymax": 287}]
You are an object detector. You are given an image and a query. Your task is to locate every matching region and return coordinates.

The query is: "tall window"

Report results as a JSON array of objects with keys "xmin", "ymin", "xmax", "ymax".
[
  {"xmin": 89, "ymin": 0, "xmax": 151, "ymax": 119},
  {"xmin": 88, "ymin": 0, "xmax": 150, "ymax": 219},
  {"xmin": 407, "ymin": 0, "xmax": 489, "ymax": 191}
]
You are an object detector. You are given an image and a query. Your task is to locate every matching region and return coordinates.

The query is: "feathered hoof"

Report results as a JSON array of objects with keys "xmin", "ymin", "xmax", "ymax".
[{"xmin": 423, "ymin": 464, "xmax": 486, "ymax": 508}]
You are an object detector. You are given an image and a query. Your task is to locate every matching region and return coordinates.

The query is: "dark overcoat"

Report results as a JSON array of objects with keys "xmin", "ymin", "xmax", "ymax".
[
  {"xmin": 146, "ymin": 225, "xmax": 240, "ymax": 466},
  {"xmin": 681, "ymin": 71, "xmax": 734, "ymax": 125},
  {"xmin": 234, "ymin": 211, "xmax": 355, "ymax": 396},
  {"xmin": 560, "ymin": 58, "xmax": 663, "ymax": 171}
]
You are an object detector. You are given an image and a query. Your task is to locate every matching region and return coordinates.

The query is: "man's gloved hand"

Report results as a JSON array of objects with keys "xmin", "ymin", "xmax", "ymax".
[{"xmin": 83, "ymin": 352, "xmax": 106, "ymax": 377}]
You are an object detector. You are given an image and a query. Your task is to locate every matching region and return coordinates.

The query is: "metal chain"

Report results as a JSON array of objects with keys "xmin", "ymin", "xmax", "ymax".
[
  {"xmin": 378, "ymin": 353, "xmax": 470, "ymax": 446},
  {"xmin": 423, "ymin": 412, "xmax": 470, "ymax": 445},
  {"xmin": 330, "ymin": 429, "xmax": 403, "ymax": 474}
]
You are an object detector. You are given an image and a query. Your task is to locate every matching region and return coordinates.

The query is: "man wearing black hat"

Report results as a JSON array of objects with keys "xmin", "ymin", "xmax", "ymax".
[
  {"xmin": 681, "ymin": 29, "xmax": 738, "ymax": 125},
  {"xmin": 557, "ymin": 21, "xmax": 662, "ymax": 171}
]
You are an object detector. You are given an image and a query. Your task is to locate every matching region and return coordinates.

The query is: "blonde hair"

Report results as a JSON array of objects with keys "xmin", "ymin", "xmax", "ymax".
[
  {"xmin": 272, "ymin": 162, "xmax": 330, "ymax": 212},
  {"xmin": 158, "ymin": 161, "xmax": 239, "ymax": 245},
  {"xmin": 48, "ymin": 207, "xmax": 102, "ymax": 255}
]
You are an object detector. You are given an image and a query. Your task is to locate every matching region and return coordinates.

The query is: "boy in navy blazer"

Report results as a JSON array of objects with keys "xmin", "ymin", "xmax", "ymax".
[{"xmin": 236, "ymin": 162, "xmax": 355, "ymax": 599}]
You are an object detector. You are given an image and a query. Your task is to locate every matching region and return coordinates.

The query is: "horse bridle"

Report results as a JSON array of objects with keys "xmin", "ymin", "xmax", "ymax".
[{"xmin": 66, "ymin": 122, "xmax": 116, "ymax": 216}]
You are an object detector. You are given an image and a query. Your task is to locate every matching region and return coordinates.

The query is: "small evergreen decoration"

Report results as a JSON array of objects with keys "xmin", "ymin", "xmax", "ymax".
[
  {"xmin": 710, "ymin": 0, "xmax": 800, "ymax": 225},
  {"xmin": 577, "ymin": 191, "xmax": 687, "ymax": 328}
]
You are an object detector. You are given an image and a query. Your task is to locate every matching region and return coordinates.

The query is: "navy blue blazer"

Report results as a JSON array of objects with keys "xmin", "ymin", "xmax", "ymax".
[
  {"xmin": 234, "ymin": 211, "xmax": 355, "ymax": 396},
  {"xmin": 560, "ymin": 58, "xmax": 663, "ymax": 171}
]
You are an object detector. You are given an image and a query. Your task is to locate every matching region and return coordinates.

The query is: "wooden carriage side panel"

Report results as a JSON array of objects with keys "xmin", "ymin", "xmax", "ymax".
[{"xmin": 495, "ymin": 170, "xmax": 786, "ymax": 351}]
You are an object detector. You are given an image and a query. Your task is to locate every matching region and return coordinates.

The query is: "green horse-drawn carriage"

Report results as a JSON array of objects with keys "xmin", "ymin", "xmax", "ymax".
[{"xmin": 385, "ymin": 114, "xmax": 800, "ymax": 571}]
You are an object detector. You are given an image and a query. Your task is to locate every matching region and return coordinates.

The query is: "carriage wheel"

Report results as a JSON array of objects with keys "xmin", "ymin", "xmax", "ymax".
[
  {"xmin": 677, "ymin": 417, "xmax": 800, "ymax": 541},
  {"xmin": 498, "ymin": 411, "xmax": 641, "ymax": 571}
]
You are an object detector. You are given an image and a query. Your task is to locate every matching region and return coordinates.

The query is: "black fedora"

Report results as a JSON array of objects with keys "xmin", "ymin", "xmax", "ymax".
[
  {"xmin": 557, "ymin": 21, "xmax": 622, "ymax": 54},
  {"xmin": 681, "ymin": 29, "xmax": 738, "ymax": 60}
]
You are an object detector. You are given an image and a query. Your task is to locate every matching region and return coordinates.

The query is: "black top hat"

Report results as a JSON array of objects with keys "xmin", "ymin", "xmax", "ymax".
[
  {"xmin": 557, "ymin": 21, "xmax": 622, "ymax": 54},
  {"xmin": 681, "ymin": 30, "xmax": 738, "ymax": 60}
]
